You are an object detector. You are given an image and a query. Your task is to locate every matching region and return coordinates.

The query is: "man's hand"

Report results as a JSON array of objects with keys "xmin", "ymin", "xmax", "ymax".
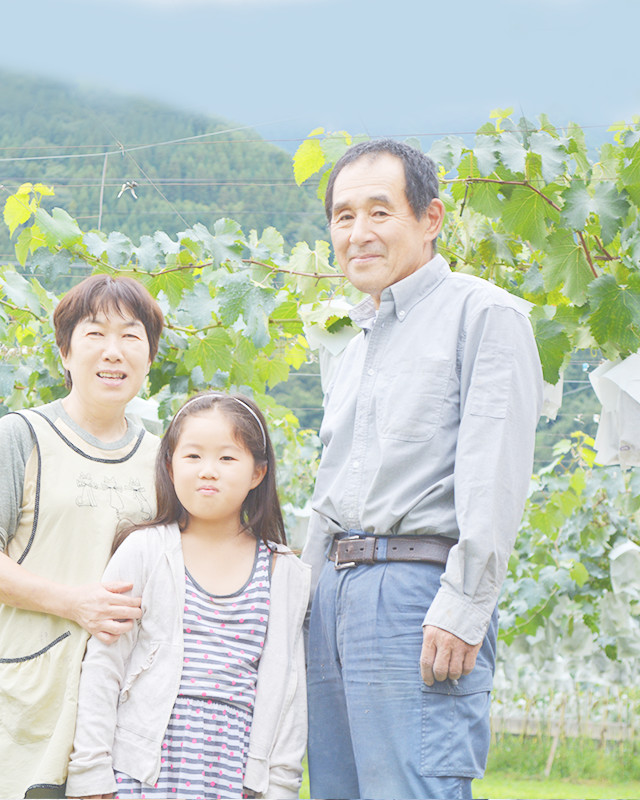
[
  {"xmin": 67, "ymin": 582, "xmax": 142, "ymax": 644},
  {"xmin": 420, "ymin": 625, "xmax": 481, "ymax": 686}
]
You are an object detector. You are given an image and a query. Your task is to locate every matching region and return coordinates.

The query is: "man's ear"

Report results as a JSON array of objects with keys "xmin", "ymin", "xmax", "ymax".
[{"xmin": 423, "ymin": 198, "xmax": 445, "ymax": 243}]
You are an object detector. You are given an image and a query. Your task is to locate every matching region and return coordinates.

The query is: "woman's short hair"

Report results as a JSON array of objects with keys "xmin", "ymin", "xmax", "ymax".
[{"xmin": 53, "ymin": 275, "xmax": 164, "ymax": 387}]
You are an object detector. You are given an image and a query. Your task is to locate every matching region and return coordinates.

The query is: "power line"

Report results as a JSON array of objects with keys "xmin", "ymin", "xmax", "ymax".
[
  {"xmin": 0, "ymin": 121, "xmax": 632, "ymax": 165},
  {"xmin": 0, "ymin": 172, "xmax": 622, "ymax": 194},
  {"xmin": 0, "ymin": 120, "xmax": 626, "ymax": 155},
  {"xmin": 70, "ymin": 211, "xmax": 324, "ymax": 223},
  {"xmin": 0, "ymin": 121, "xmax": 281, "ymax": 164},
  {"xmin": 0, "ymin": 178, "xmax": 318, "ymax": 188}
]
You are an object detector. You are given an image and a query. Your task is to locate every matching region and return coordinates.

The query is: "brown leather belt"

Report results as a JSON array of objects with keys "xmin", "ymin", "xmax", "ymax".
[{"xmin": 329, "ymin": 535, "xmax": 455, "ymax": 570}]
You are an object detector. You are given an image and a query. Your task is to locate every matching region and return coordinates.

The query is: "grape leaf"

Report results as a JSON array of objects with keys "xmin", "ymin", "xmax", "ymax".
[
  {"xmin": 532, "ymin": 316, "xmax": 570, "ymax": 384},
  {"xmin": 293, "ymin": 137, "xmax": 325, "ymax": 185},
  {"xmin": 34, "ymin": 207, "xmax": 83, "ymax": 249},
  {"xmin": 541, "ymin": 230, "xmax": 593, "ymax": 304},
  {"xmin": 587, "ymin": 273, "xmax": 640, "ymax": 353},
  {"xmin": 496, "ymin": 132, "xmax": 526, "ymax": 174},
  {"xmin": 501, "ymin": 186, "xmax": 549, "ymax": 248},
  {"xmin": 529, "ymin": 131, "xmax": 566, "ymax": 183},
  {"xmin": 184, "ymin": 329, "xmax": 233, "ymax": 381}
]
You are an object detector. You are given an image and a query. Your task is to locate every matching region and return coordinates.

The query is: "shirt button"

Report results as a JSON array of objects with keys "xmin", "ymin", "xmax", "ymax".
[
  {"xmin": 367, "ymin": 368, "xmax": 374, "ymax": 376},
  {"xmin": 398, "ymin": 310, "xmax": 406, "ymax": 319},
  {"xmin": 352, "ymin": 460, "xmax": 360, "ymax": 469}
]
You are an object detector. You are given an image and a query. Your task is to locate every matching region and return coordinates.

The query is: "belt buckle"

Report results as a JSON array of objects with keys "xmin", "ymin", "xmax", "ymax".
[{"xmin": 334, "ymin": 535, "xmax": 360, "ymax": 570}]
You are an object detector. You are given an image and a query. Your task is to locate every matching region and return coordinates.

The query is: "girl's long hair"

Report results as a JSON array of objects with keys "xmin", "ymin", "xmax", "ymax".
[{"xmin": 113, "ymin": 393, "xmax": 286, "ymax": 553}]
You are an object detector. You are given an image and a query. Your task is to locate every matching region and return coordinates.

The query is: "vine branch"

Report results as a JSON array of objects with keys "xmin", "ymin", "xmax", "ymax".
[
  {"xmin": 0, "ymin": 297, "xmax": 44, "ymax": 321},
  {"xmin": 457, "ymin": 177, "xmax": 561, "ymax": 212},
  {"xmin": 505, "ymin": 586, "xmax": 560, "ymax": 638},
  {"xmin": 458, "ymin": 177, "xmax": 599, "ymax": 277},
  {"xmin": 577, "ymin": 230, "xmax": 598, "ymax": 278},
  {"xmin": 594, "ymin": 236, "xmax": 616, "ymax": 262},
  {"xmin": 121, "ymin": 258, "xmax": 340, "ymax": 281}
]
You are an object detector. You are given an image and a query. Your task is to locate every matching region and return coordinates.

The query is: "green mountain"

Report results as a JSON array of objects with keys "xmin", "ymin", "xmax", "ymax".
[{"xmin": 0, "ymin": 71, "xmax": 327, "ymax": 262}]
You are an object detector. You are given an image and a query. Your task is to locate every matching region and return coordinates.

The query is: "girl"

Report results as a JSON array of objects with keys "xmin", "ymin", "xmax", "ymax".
[{"xmin": 66, "ymin": 393, "xmax": 311, "ymax": 800}]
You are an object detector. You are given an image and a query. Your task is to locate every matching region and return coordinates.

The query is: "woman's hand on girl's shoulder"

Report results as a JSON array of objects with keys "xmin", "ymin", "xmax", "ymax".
[
  {"xmin": 64, "ymin": 580, "xmax": 142, "ymax": 643},
  {"xmin": 69, "ymin": 794, "xmax": 114, "ymax": 799}
]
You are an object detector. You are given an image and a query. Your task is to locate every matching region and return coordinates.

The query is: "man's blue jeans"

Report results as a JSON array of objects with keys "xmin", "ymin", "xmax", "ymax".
[{"xmin": 307, "ymin": 558, "xmax": 498, "ymax": 800}]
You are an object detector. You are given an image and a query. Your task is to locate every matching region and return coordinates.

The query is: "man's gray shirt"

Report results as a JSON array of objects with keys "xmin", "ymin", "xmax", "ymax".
[{"xmin": 301, "ymin": 254, "xmax": 543, "ymax": 644}]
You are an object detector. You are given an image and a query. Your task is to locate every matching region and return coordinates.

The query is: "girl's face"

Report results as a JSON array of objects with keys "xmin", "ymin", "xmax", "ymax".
[{"xmin": 170, "ymin": 407, "xmax": 266, "ymax": 532}]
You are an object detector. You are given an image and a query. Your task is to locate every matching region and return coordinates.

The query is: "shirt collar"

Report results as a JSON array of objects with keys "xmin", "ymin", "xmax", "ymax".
[
  {"xmin": 349, "ymin": 254, "xmax": 451, "ymax": 329},
  {"xmin": 350, "ymin": 295, "xmax": 378, "ymax": 330}
]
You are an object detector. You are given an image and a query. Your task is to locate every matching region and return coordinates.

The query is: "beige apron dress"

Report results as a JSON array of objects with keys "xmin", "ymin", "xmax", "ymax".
[{"xmin": 0, "ymin": 409, "xmax": 158, "ymax": 798}]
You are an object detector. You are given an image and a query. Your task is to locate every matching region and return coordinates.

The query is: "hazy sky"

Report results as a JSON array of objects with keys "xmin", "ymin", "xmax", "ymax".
[{"xmin": 1, "ymin": 0, "xmax": 638, "ymax": 146}]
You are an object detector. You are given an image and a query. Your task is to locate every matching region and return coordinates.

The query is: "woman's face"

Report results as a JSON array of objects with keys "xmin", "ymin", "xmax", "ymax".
[{"xmin": 61, "ymin": 306, "xmax": 151, "ymax": 413}]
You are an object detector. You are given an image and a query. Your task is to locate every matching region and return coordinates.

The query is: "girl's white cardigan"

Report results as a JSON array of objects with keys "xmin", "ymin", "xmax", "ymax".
[{"xmin": 66, "ymin": 523, "xmax": 311, "ymax": 799}]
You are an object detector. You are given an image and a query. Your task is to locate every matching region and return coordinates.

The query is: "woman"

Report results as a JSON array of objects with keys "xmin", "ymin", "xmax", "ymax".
[{"xmin": 0, "ymin": 275, "xmax": 164, "ymax": 799}]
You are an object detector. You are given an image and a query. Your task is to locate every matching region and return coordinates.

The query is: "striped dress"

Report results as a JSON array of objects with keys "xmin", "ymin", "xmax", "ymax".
[{"xmin": 114, "ymin": 541, "xmax": 271, "ymax": 800}]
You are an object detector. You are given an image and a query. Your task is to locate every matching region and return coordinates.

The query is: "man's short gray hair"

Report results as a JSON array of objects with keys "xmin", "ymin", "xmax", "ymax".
[{"xmin": 324, "ymin": 138, "xmax": 440, "ymax": 222}]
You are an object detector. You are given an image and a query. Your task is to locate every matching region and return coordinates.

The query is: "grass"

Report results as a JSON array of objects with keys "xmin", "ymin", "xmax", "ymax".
[
  {"xmin": 300, "ymin": 736, "xmax": 640, "ymax": 799},
  {"xmin": 474, "ymin": 775, "xmax": 640, "ymax": 799},
  {"xmin": 475, "ymin": 735, "xmax": 640, "ymax": 799},
  {"xmin": 301, "ymin": 766, "xmax": 310, "ymax": 799},
  {"xmin": 302, "ymin": 770, "xmax": 640, "ymax": 799},
  {"xmin": 486, "ymin": 734, "xmax": 640, "ymax": 780}
]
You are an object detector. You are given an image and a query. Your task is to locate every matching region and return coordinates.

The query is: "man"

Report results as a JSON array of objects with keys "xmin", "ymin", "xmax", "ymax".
[{"xmin": 301, "ymin": 139, "xmax": 543, "ymax": 800}]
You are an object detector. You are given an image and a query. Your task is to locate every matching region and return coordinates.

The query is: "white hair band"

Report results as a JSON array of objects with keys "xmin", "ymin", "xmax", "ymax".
[{"xmin": 173, "ymin": 394, "xmax": 267, "ymax": 452}]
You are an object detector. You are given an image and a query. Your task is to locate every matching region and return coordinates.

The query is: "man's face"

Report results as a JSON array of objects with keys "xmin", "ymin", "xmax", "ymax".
[{"xmin": 329, "ymin": 153, "xmax": 443, "ymax": 307}]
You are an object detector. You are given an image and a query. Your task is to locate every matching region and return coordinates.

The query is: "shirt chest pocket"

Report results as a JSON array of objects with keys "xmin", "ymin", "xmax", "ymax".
[{"xmin": 377, "ymin": 357, "xmax": 453, "ymax": 442}]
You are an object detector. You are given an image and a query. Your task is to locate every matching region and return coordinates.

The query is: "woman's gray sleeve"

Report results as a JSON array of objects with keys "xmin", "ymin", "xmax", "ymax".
[{"xmin": 0, "ymin": 414, "xmax": 35, "ymax": 551}]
